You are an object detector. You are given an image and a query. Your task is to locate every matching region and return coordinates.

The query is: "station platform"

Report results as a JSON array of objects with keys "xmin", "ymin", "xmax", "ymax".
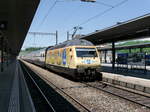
[
  {"xmin": 101, "ymin": 63, "xmax": 150, "ymax": 94},
  {"xmin": 0, "ymin": 60, "xmax": 35, "ymax": 112},
  {"xmin": 102, "ymin": 63, "xmax": 150, "ymax": 79}
]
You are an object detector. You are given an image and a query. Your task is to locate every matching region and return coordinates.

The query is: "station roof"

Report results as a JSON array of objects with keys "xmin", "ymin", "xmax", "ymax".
[
  {"xmin": 98, "ymin": 42, "xmax": 150, "ymax": 51},
  {"xmin": 80, "ymin": 13, "xmax": 150, "ymax": 45},
  {"xmin": 0, "ymin": 0, "xmax": 40, "ymax": 56}
]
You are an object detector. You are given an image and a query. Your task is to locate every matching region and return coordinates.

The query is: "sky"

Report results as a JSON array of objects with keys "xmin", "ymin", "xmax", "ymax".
[{"xmin": 22, "ymin": 0, "xmax": 150, "ymax": 50}]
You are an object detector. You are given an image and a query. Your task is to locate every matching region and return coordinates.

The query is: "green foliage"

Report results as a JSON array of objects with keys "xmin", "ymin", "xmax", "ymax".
[
  {"xmin": 116, "ymin": 40, "xmax": 150, "ymax": 53},
  {"xmin": 116, "ymin": 40, "xmax": 150, "ymax": 46},
  {"xmin": 24, "ymin": 47, "xmax": 44, "ymax": 52},
  {"xmin": 20, "ymin": 47, "xmax": 45, "ymax": 55}
]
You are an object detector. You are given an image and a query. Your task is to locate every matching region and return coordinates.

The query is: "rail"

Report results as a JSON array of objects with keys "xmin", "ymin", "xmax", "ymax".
[
  {"xmin": 20, "ymin": 61, "xmax": 91, "ymax": 112},
  {"xmin": 20, "ymin": 61, "xmax": 56, "ymax": 112},
  {"xmin": 84, "ymin": 81, "xmax": 150, "ymax": 109}
]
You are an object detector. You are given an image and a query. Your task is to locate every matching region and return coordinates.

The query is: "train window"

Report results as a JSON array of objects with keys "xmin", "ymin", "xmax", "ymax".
[{"xmin": 76, "ymin": 48, "xmax": 98, "ymax": 57}]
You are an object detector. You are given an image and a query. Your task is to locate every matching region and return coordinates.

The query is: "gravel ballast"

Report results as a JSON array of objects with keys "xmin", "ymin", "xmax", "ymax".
[{"xmin": 23, "ymin": 61, "xmax": 150, "ymax": 112}]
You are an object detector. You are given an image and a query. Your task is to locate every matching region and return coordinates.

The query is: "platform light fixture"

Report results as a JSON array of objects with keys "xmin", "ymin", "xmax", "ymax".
[{"xmin": 80, "ymin": 0, "xmax": 96, "ymax": 2}]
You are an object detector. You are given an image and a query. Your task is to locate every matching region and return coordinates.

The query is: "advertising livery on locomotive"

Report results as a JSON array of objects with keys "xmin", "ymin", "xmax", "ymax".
[{"xmin": 23, "ymin": 39, "xmax": 101, "ymax": 80}]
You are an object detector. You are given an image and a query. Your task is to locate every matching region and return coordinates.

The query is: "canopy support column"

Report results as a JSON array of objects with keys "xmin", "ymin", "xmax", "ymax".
[
  {"xmin": 56, "ymin": 30, "xmax": 58, "ymax": 45},
  {"xmin": 112, "ymin": 41, "xmax": 115, "ymax": 69},
  {"xmin": 140, "ymin": 48, "xmax": 143, "ymax": 52},
  {"xmin": 129, "ymin": 48, "xmax": 131, "ymax": 53},
  {"xmin": 1, "ymin": 37, "xmax": 4, "ymax": 72},
  {"xmin": 104, "ymin": 50, "xmax": 107, "ymax": 63}
]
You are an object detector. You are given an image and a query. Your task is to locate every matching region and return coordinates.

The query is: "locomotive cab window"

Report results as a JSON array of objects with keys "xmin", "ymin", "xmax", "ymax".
[{"xmin": 76, "ymin": 48, "xmax": 98, "ymax": 57}]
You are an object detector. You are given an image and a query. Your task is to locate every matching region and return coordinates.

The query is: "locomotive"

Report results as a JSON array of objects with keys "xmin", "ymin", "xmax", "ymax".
[{"xmin": 23, "ymin": 39, "xmax": 101, "ymax": 80}]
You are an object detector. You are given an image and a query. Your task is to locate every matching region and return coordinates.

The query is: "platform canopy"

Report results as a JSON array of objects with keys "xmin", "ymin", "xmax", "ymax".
[
  {"xmin": 98, "ymin": 42, "xmax": 150, "ymax": 51},
  {"xmin": 80, "ymin": 13, "xmax": 150, "ymax": 45},
  {"xmin": 0, "ymin": 0, "xmax": 40, "ymax": 56}
]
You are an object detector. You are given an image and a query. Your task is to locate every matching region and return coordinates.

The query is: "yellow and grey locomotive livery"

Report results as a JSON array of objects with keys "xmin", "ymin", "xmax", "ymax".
[{"xmin": 45, "ymin": 39, "xmax": 101, "ymax": 80}]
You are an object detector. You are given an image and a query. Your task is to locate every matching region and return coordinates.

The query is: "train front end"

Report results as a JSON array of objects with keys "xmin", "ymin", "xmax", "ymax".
[{"xmin": 75, "ymin": 46, "xmax": 101, "ymax": 80}]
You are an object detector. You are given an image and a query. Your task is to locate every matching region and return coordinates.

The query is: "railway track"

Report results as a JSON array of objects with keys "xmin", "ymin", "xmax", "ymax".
[
  {"xmin": 20, "ymin": 61, "xmax": 55, "ymax": 112},
  {"xmin": 20, "ymin": 61, "xmax": 91, "ymax": 112},
  {"xmin": 84, "ymin": 81, "xmax": 150, "ymax": 109},
  {"xmin": 21, "ymin": 60, "xmax": 150, "ymax": 111}
]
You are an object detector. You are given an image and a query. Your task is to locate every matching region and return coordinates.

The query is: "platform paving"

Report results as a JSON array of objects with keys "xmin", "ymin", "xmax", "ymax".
[
  {"xmin": 101, "ymin": 63, "xmax": 150, "ymax": 94},
  {"xmin": 101, "ymin": 63, "xmax": 150, "ymax": 79},
  {"xmin": 0, "ymin": 60, "xmax": 35, "ymax": 112},
  {"xmin": 0, "ymin": 61, "xmax": 16, "ymax": 112}
]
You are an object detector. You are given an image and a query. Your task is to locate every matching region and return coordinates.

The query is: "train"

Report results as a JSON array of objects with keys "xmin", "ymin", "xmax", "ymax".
[{"xmin": 22, "ymin": 39, "xmax": 101, "ymax": 80}]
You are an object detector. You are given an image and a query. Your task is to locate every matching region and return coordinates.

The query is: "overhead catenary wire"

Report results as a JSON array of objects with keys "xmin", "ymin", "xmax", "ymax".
[
  {"xmin": 80, "ymin": 0, "xmax": 129, "ymax": 26},
  {"xmin": 38, "ymin": 0, "xmax": 115, "ymax": 31},
  {"xmin": 95, "ymin": 1, "xmax": 114, "ymax": 8},
  {"xmin": 28, "ymin": 1, "xmax": 59, "ymax": 47},
  {"xmin": 34, "ymin": 0, "xmax": 128, "ymax": 43},
  {"xmin": 35, "ymin": 0, "xmax": 48, "ymax": 17},
  {"xmin": 61, "ymin": 0, "xmax": 114, "ymax": 33},
  {"xmin": 68, "ymin": 0, "xmax": 128, "ymax": 32},
  {"xmin": 29, "ymin": 0, "xmax": 58, "ymax": 47},
  {"xmin": 38, "ymin": 0, "xmax": 58, "ymax": 29}
]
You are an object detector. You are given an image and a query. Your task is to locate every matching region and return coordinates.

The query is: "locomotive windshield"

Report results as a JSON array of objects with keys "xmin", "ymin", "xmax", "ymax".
[{"xmin": 76, "ymin": 48, "xmax": 98, "ymax": 57}]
